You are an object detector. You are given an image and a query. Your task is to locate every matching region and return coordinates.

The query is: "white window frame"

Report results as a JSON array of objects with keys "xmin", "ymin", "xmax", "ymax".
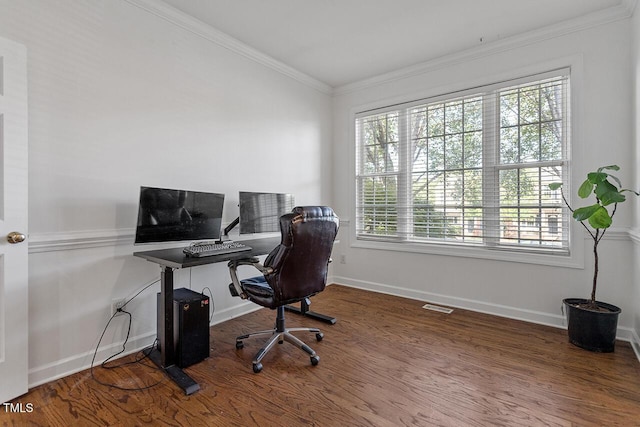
[{"xmin": 350, "ymin": 65, "xmax": 584, "ymax": 268}]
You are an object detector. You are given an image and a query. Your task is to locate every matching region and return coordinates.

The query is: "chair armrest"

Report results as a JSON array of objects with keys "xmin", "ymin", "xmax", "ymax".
[{"xmin": 228, "ymin": 258, "xmax": 274, "ymax": 299}]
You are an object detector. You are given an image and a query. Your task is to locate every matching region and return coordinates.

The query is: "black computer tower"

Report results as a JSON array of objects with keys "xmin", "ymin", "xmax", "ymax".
[{"xmin": 157, "ymin": 288, "xmax": 210, "ymax": 368}]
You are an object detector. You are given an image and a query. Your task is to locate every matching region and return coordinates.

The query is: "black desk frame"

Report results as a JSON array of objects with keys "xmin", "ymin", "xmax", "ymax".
[{"xmin": 133, "ymin": 236, "xmax": 335, "ymax": 395}]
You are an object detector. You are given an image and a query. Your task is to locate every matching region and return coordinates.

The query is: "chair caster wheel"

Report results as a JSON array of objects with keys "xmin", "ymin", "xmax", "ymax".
[
  {"xmin": 316, "ymin": 332, "xmax": 324, "ymax": 341},
  {"xmin": 253, "ymin": 363, "xmax": 263, "ymax": 373},
  {"xmin": 310, "ymin": 355, "xmax": 320, "ymax": 366},
  {"xmin": 236, "ymin": 341, "xmax": 244, "ymax": 349}
]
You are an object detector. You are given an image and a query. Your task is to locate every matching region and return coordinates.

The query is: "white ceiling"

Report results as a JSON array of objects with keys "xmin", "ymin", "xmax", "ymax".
[{"xmin": 160, "ymin": 0, "xmax": 626, "ymax": 88}]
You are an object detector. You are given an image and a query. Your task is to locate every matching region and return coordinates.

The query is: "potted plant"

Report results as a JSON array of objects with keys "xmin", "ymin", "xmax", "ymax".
[{"xmin": 549, "ymin": 165, "xmax": 639, "ymax": 352}]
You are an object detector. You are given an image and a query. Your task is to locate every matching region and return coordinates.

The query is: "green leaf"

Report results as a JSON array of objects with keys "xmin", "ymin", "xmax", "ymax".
[
  {"xmin": 595, "ymin": 180, "xmax": 625, "ymax": 205},
  {"xmin": 548, "ymin": 182, "xmax": 563, "ymax": 190},
  {"xmin": 603, "ymin": 192, "xmax": 626, "ymax": 205},
  {"xmin": 578, "ymin": 179, "xmax": 594, "ymax": 199},
  {"xmin": 595, "ymin": 179, "xmax": 616, "ymax": 196},
  {"xmin": 622, "ymin": 188, "xmax": 640, "ymax": 196},
  {"xmin": 597, "ymin": 166, "xmax": 622, "ymax": 188},
  {"xmin": 587, "ymin": 172, "xmax": 608, "ymax": 184},
  {"xmin": 573, "ymin": 204, "xmax": 601, "ymax": 221},
  {"xmin": 606, "ymin": 173, "xmax": 622, "ymax": 188},
  {"xmin": 597, "ymin": 165, "xmax": 620, "ymax": 173},
  {"xmin": 598, "ymin": 191, "xmax": 625, "ymax": 206},
  {"xmin": 587, "ymin": 206, "xmax": 612, "ymax": 229}
]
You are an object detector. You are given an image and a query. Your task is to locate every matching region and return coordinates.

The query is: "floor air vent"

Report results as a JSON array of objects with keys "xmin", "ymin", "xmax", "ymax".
[{"xmin": 422, "ymin": 303, "xmax": 453, "ymax": 314}]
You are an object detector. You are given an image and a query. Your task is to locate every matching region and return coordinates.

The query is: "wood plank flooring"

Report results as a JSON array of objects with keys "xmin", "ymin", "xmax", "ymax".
[{"xmin": 2, "ymin": 285, "xmax": 640, "ymax": 426}]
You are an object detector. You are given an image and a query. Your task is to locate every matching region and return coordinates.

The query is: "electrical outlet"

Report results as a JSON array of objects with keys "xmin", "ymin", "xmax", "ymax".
[
  {"xmin": 340, "ymin": 254, "xmax": 346, "ymax": 264},
  {"xmin": 111, "ymin": 298, "xmax": 127, "ymax": 316}
]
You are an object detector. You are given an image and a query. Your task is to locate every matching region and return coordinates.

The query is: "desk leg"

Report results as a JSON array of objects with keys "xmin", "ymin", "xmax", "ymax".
[
  {"xmin": 149, "ymin": 265, "xmax": 200, "ymax": 395},
  {"xmin": 159, "ymin": 266, "xmax": 174, "ymax": 367},
  {"xmin": 284, "ymin": 298, "xmax": 337, "ymax": 325}
]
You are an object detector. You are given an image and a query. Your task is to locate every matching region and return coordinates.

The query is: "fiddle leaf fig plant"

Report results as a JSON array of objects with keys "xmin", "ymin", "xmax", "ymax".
[{"xmin": 549, "ymin": 165, "xmax": 639, "ymax": 309}]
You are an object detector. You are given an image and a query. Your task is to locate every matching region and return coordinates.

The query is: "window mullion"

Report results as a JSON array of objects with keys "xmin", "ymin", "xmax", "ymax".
[
  {"xmin": 397, "ymin": 108, "xmax": 410, "ymax": 240},
  {"xmin": 483, "ymin": 92, "xmax": 499, "ymax": 246}
]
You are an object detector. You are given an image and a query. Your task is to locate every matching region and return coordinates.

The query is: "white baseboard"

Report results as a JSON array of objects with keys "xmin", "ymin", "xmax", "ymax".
[
  {"xmin": 331, "ymin": 276, "xmax": 636, "ymax": 344},
  {"xmin": 28, "ymin": 301, "xmax": 261, "ymax": 389},
  {"xmin": 28, "ymin": 331, "xmax": 158, "ymax": 388},
  {"xmin": 210, "ymin": 300, "xmax": 262, "ymax": 325},
  {"xmin": 632, "ymin": 330, "xmax": 640, "ymax": 363}
]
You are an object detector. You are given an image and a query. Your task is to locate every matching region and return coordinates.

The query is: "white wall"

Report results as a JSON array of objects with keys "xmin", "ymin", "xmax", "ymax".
[
  {"xmin": 631, "ymin": 4, "xmax": 640, "ymax": 357},
  {"xmin": 332, "ymin": 18, "xmax": 638, "ymax": 344},
  {"xmin": 0, "ymin": 0, "xmax": 333, "ymax": 385}
]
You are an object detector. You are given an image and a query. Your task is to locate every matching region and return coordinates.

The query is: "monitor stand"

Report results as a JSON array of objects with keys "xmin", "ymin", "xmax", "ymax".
[{"xmin": 222, "ymin": 217, "xmax": 240, "ymax": 237}]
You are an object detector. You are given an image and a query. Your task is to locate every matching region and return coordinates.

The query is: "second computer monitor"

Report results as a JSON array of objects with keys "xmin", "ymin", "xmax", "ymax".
[{"xmin": 239, "ymin": 191, "xmax": 295, "ymax": 234}]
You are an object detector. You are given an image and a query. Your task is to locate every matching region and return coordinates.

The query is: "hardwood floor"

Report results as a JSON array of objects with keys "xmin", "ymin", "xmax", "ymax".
[{"xmin": 3, "ymin": 285, "xmax": 640, "ymax": 426}]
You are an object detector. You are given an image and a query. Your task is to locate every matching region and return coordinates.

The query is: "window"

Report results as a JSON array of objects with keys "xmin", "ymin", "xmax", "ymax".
[{"xmin": 355, "ymin": 70, "xmax": 570, "ymax": 255}]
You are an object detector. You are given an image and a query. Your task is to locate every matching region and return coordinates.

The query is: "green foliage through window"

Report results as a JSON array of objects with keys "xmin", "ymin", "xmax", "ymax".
[{"xmin": 355, "ymin": 71, "xmax": 569, "ymax": 254}]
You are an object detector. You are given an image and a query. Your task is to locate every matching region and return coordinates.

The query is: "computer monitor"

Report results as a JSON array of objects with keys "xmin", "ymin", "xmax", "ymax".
[
  {"xmin": 223, "ymin": 191, "xmax": 295, "ymax": 236},
  {"xmin": 134, "ymin": 186, "xmax": 225, "ymax": 244}
]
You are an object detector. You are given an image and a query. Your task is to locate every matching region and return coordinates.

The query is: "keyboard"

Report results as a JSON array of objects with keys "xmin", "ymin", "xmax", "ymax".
[{"xmin": 183, "ymin": 241, "xmax": 252, "ymax": 257}]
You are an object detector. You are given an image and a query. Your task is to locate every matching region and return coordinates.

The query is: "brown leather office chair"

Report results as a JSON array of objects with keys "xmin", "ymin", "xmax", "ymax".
[{"xmin": 228, "ymin": 206, "xmax": 339, "ymax": 373}]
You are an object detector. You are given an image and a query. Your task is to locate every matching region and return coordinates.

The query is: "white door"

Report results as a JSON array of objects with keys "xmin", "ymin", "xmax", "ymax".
[{"xmin": 0, "ymin": 37, "xmax": 29, "ymax": 403}]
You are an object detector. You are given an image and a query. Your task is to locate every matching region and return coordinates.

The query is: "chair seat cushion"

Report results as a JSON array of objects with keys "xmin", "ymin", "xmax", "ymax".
[{"xmin": 241, "ymin": 276, "xmax": 274, "ymax": 299}]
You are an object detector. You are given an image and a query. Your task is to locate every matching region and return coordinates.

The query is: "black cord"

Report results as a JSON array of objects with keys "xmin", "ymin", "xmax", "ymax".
[
  {"xmin": 120, "ymin": 278, "xmax": 161, "ymax": 311},
  {"xmin": 189, "ymin": 269, "xmax": 215, "ymax": 322},
  {"xmin": 100, "ymin": 309, "xmax": 133, "ymax": 367},
  {"xmin": 90, "ymin": 278, "xmax": 164, "ymax": 391}
]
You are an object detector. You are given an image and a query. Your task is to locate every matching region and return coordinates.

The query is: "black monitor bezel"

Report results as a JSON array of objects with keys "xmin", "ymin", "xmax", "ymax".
[{"xmin": 134, "ymin": 186, "xmax": 225, "ymax": 244}]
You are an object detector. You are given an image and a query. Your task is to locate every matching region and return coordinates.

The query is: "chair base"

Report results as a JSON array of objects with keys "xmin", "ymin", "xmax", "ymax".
[
  {"xmin": 235, "ymin": 306, "xmax": 323, "ymax": 373},
  {"xmin": 284, "ymin": 298, "xmax": 337, "ymax": 324}
]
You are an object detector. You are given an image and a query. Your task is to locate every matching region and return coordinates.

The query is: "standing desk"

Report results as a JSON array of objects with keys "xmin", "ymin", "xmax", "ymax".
[{"xmin": 133, "ymin": 236, "xmax": 336, "ymax": 395}]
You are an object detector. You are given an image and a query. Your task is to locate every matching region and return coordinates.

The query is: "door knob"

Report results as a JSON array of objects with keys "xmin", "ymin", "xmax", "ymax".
[{"xmin": 7, "ymin": 231, "xmax": 26, "ymax": 244}]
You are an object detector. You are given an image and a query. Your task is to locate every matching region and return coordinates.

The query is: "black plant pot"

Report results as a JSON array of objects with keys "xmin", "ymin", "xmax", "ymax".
[{"xmin": 563, "ymin": 298, "xmax": 621, "ymax": 352}]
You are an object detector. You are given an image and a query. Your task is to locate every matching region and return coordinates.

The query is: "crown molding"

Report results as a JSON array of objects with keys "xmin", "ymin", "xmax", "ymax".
[
  {"xmin": 123, "ymin": 0, "xmax": 333, "ymax": 95},
  {"xmin": 334, "ymin": 0, "xmax": 637, "ymax": 96},
  {"xmin": 124, "ymin": 0, "xmax": 634, "ymax": 97}
]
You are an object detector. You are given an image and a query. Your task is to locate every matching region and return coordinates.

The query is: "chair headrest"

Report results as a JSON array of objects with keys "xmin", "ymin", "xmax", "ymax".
[{"xmin": 290, "ymin": 206, "xmax": 338, "ymax": 222}]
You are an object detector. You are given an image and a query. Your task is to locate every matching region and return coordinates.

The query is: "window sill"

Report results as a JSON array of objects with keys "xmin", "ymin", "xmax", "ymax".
[{"xmin": 351, "ymin": 237, "xmax": 584, "ymax": 269}]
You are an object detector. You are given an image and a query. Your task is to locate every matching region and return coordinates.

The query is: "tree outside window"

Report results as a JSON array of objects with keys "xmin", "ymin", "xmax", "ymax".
[{"xmin": 355, "ymin": 71, "xmax": 569, "ymax": 254}]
